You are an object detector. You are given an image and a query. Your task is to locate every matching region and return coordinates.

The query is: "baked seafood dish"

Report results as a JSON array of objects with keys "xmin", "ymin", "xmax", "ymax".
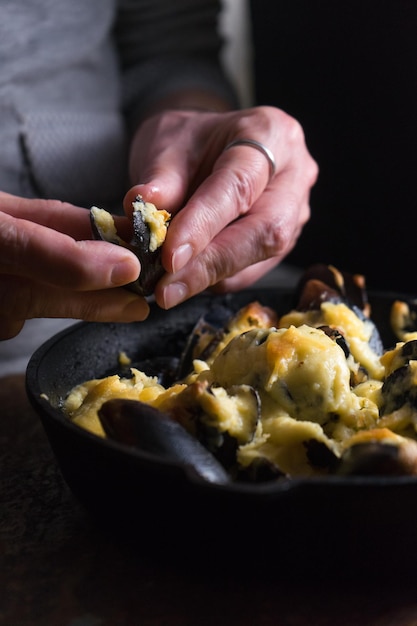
[{"xmin": 64, "ymin": 264, "xmax": 417, "ymax": 482}]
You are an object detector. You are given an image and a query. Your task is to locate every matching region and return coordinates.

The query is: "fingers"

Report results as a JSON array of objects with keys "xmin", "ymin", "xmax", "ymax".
[
  {"xmin": 0, "ymin": 200, "xmax": 146, "ymax": 337},
  {"xmin": 160, "ymin": 143, "xmax": 272, "ymax": 274},
  {"xmin": 124, "ymin": 110, "xmax": 211, "ymax": 214},
  {"xmin": 210, "ymin": 257, "xmax": 283, "ymax": 293},
  {"xmin": 0, "ymin": 192, "xmax": 93, "ymax": 238},
  {"xmin": 144, "ymin": 107, "xmax": 314, "ymax": 277},
  {"xmin": 0, "ymin": 275, "xmax": 150, "ymax": 339},
  {"xmin": 125, "ymin": 105, "xmax": 318, "ymax": 309},
  {"xmin": 155, "ymin": 164, "xmax": 313, "ymax": 309},
  {"xmin": 0, "ymin": 194, "xmax": 149, "ymax": 336},
  {"xmin": 0, "ymin": 211, "xmax": 140, "ymax": 290},
  {"xmin": 0, "ymin": 319, "xmax": 25, "ymax": 341}
]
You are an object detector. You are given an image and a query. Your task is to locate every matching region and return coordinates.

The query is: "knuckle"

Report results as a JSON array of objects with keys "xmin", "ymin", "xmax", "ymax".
[
  {"xmin": 74, "ymin": 300, "xmax": 102, "ymax": 321},
  {"xmin": 308, "ymin": 157, "xmax": 320, "ymax": 185},
  {"xmin": 1, "ymin": 219, "xmax": 24, "ymax": 264},
  {"xmin": 286, "ymin": 115, "xmax": 305, "ymax": 144},
  {"xmin": 260, "ymin": 201, "xmax": 301, "ymax": 259},
  {"xmin": 233, "ymin": 105, "xmax": 278, "ymax": 137},
  {"xmin": 229, "ymin": 169, "xmax": 259, "ymax": 216},
  {"xmin": 194, "ymin": 245, "xmax": 235, "ymax": 289},
  {"xmin": 37, "ymin": 198, "xmax": 71, "ymax": 221},
  {"xmin": 262, "ymin": 221, "xmax": 288, "ymax": 258}
]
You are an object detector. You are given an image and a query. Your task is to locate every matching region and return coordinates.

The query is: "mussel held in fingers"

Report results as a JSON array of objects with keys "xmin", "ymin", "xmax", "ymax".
[{"xmin": 90, "ymin": 195, "xmax": 171, "ymax": 297}]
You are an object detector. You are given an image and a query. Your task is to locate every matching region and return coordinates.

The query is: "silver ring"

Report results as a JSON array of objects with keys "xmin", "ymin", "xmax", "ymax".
[{"xmin": 224, "ymin": 138, "xmax": 276, "ymax": 182}]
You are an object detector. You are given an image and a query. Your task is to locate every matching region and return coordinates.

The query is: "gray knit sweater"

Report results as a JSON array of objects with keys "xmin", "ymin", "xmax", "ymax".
[{"xmin": 0, "ymin": 0, "xmax": 236, "ymax": 210}]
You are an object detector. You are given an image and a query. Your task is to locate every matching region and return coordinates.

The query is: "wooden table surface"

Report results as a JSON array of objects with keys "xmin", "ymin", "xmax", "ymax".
[{"xmin": 2, "ymin": 374, "xmax": 417, "ymax": 626}]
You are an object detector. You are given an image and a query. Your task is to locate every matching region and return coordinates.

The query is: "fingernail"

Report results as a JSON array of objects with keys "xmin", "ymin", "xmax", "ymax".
[
  {"xmin": 172, "ymin": 243, "xmax": 193, "ymax": 274},
  {"xmin": 111, "ymin": 258, "xmax": 139, "ymax": 286},
  {"xmin": 162, "ymin": 282, "xmax": 188, "ymax": 309},
  {"xmin": 123, "ymin": 297, "xmax": 150, "ymax": 321}
]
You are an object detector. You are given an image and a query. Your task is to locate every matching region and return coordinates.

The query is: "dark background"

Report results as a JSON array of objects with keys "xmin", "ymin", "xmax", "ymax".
[{"xmin": 250, "ymin": 0, "xmax": 416, "ymax": 294}]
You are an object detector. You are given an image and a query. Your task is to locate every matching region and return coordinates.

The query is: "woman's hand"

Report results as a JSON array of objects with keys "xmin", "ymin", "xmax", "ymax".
[
  {"xmin": 0, "ymin": 192, "xmax": 148, "ymax": 339},
  {"xmin": 125, "ymin": 105, "xmax": 318, "ymax": 310}
]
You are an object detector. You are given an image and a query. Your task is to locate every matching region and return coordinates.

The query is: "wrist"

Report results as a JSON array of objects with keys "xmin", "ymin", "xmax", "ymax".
[{"xmin": 139, "ymin": 88, "xmax": 233, "ymax": 120}]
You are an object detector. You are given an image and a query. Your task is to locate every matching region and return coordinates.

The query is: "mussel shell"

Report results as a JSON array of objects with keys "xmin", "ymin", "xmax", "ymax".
[
  {"xmin": 294, "ymin": 263, "xmax": 369, "ymax": 312},
  {"xmin": 337, "ymin": 441, "xmax": 417, "ymax": 476},
  {"xmin": 90, "ymin": 207, "xmax": 165, "ymax": 297},
  {"xmin": 318, "ymin": 325, "xmax": 350, "ymax": 358},
  {"xmin": 304, "ymin": 438, "xmax": 340, "ymax": 472},
  {"xmin": 236, "ymin": 457, "xmax": 285, "ymax": 482},
  {"xmin": 381, "ymin": 362, "xmax": 417, "ymax": 413},
  {"xmin": 98, "ymin": 398, "xmax": 230, "ymax": 485},
  {"xmin": 293, "ymin": 264, "xmax": 383, "ymax": 356},
  {"xmin": 129, "ymin": 209, "xmax": 165, "ymax": 296},
  {"xmin": 353, "ymin": 304, "xmax": 384, "ymax": 356},
  {"xmin": 177, "ymin": 304, "xmax": 235, "ymax": 378},
  {"xmin": 398, "ymin": 339, "xmax": 417, "ymax": 362}
]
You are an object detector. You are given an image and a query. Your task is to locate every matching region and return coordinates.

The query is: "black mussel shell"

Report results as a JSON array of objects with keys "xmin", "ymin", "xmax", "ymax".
[
  {"xmin": 90, "ymin": 203, "xmax": 168, "ymax": 297},
  {"xmin": 381, "ymin": 362, "xmax": 417, "ymax": 414},
  {"xmin": 304, "ymin": 438, "xmax": 340, "ymax": 472},
  {"xmin": 294, "ymin": 264, "xmax": 384, "ymax": 356},
  {"xmin": 400, "ymin": 339, "xmax": 417, "ymax": 361},
  {"xmin": 295, "ymin": 263, "xmax": 369, "ymax": 313},
  {"xmin": 98, "ymin": 398, "xmax": 230, "ymax": 484},
  {"xmin": 128, "ymin": 208, "xmax": 165, "ymax": 297},
  {"xmin": 236, "ymin": 457, "xmax": 285, "ymax": 482},
  {"xmin": 177, "ymin": 304, "xmax": 234, "ymax": 379},
  {"xmin": 337, "ymin": 441, "xmax": 417, "ymax": 476},
  {"xmin": 318, "ymin": 325, "xmax": 350, "ymax": 358}
]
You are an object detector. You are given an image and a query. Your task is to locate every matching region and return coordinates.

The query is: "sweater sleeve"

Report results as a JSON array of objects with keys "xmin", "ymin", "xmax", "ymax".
[{"xmin": 114, "ymin": 0, "xmax": 239, "ymax": 127}]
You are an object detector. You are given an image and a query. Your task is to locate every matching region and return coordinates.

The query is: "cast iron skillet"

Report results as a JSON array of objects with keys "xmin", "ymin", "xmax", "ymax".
[{"xmin": 26, "ymin": 288, "xmax": 417, "ymax": 576}]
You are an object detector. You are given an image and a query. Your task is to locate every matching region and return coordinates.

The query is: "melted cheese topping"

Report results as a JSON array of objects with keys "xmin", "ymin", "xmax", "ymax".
[
  {"xmin": 64, "ymin": 297, "xmax": 417, "ymax": 477},
  {"xmin": 91, "ymin": 206, "xmax": 122, "ymax": 245},
  {"xmin": 66, "ymin": 369, "xmax": 168, "ymax": 436},
  {"xmin": 132, "ymin": 198, "xmax": 170, "ymax": 252},
  {"xmin": 279, "ymin": 302, "xmax": 384, "ymax": 380}
]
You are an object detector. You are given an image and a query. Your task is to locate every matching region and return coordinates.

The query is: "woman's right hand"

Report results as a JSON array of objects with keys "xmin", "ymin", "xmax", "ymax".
[
  {"xmin": 125, "ymin": 105, "xmax": 318, "ymax": 309},
  {"xmin": 0, "ymin": 192, "xmax": 148, "ymax": 339}
]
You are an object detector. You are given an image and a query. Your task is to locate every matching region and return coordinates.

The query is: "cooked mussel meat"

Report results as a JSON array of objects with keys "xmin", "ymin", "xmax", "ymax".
[{"xmin": 90, "ymin": 195, "xmax": 170, "ymax": 296}]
